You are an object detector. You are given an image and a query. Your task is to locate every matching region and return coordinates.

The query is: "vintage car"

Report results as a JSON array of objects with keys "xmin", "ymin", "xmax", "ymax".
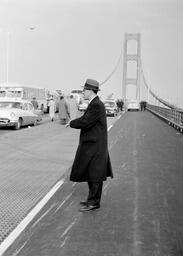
[
  {"xmin": 0, "ymin": 98, "xmax": 43, "ymax": 130},
  {"xmin": 78, "ymin": 100, "xmax": 89, "ymax": 112},
  {"xmin": 70, "ymin": 89, "xmax": 83, "ymax": 105},
  {"xmin": 126, "ymin": 100, "xmax": 140, "ymax": 111},
  {"xmin": 104, "ymin": 99, "xmax": 118, "ymax": 117}
]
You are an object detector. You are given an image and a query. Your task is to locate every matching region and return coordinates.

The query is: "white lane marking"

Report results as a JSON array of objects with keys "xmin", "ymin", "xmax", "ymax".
[
  {"xmin": 0, "ymin": 179, "xmax": 64, "ymax": 256},
  {"xmin": 60, "ymin": 217, "xmax": 78, "ymax": 239},
  {"xmin": 31, "ymin": 203, "xmax": 56, "ymax": 229},
  {"xmin": 103, "ymin": 183, "xmax": 110, "ymax": 195},
  {"xmin": 11, "ymin": 241, "xmax": 28, "ymax": 256},
  {"xmin": 108, "ymin": 125, "xmax": 113, "ymax": 131},
  {"xmin": 121, "ymin": 163, "xmax": 126, "ymax": 169},
  {"xmin": 60, "ymin": 236, "xmax": 69, "ymax": 248},
  {"xmin": 72, "ymin": 182, "xmax": 76, "ymax": 187},
  {"xmin": 68, "ymin": 201, "xmax": 74, "ymax": 207},
  {"xmin": 54, "ymin": 192, "xmax": 73, "ymax": 214},
  {"xmin": 108, "ymin": 114, "xmax": 123, "ymax": 142},
  {"xmin": 103, "ymin": 183, "xmax": 109, "ymax": 191}
]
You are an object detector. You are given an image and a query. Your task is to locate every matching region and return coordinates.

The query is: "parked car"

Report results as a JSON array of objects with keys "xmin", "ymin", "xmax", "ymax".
[
  {"xmin": 70, "ymin": 89, "xmax": 83, "ymax": 105},
  {"xmin": 127, "ymin": 100, "xmax": 140, "ymax": 111},
  {"xmin": 78, "ymin": 100, "xmax": 89, "ymax": 112},
  {"xmin": 0, "ymin": 99, "xmax": 43, "ymax": 130},
  {"xmin": 104, "ymin": 99, "xmax": 118, "ymax": 117}
]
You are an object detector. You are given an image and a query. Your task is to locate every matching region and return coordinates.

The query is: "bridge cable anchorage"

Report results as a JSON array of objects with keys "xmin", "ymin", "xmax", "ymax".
[
  {"xmin": 99, "ymin": 46, "xmax": 123, "ymax": 86},
  {"xmin": 140, "ymin": 58, "xmax": 178, "ymax": 110}
]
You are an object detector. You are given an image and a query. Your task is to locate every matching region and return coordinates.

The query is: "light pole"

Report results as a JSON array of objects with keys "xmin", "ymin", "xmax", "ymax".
[
  {"xmin": 6, "ymin": 31, "xmax": 10, "ymax": 84},
  {"xmin": 0, "ymin": 28, "xmax": 10, "ymax": 84},
  {"xmin": 5, "ymin": 27, "xmax": 36, "ymax": 85}
]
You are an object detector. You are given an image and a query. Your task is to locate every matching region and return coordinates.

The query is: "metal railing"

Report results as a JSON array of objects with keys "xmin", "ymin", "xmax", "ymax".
[{"xmin": 147, "ymin": 104, "xmax": 183, "ymax": 132}]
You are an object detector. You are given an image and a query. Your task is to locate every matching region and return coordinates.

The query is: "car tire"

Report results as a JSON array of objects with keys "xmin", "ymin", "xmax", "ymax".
[
  {"xmin": 14, "ymin": 118, "xmax": 22, "ymax": 130},
  {"xmin": 33, "ymin": 119, "xmax": 38, "ymax": 126}
]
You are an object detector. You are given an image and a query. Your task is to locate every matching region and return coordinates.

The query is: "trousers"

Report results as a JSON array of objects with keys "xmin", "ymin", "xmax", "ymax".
[{"xmin": 87, "ymin": 181, "xmax": 103, "ymax": 205}]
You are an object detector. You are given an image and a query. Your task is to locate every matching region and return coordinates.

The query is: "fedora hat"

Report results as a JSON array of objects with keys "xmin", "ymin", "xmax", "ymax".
[{"xmin": 83, "ymin": 79, "xmax": 100, "ymax": 91}]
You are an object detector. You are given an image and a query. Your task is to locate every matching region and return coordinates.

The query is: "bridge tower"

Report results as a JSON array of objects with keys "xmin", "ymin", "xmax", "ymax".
[{"xmin": 122, "ymin": 33, "xmax": 141, "ymax": 103}]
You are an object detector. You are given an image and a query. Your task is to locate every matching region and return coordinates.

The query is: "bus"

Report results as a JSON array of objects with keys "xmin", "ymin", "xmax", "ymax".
[{"xmin": 0, "ymin": 83, "xmax": 49, "ymax": 112}]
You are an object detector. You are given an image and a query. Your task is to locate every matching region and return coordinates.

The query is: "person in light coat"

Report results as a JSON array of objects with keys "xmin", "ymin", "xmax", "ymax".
[
  {"xmin": 68, "ymin": 95, "xmax": 80, "ymax": 119},
  {"xmin": 48, "ymin": 96, "xmax": 56, "ymax": 121},
  {"xmin": 66, "ymin": 79, "xmax": 113, "ymax": 212}
]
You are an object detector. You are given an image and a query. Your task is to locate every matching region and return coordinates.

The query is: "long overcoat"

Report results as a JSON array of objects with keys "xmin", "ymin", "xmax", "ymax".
[
  {"xmin": 70, "ymin": 96, "xmax": 113, "ymax": 182},
  {"xmin": 58, "ymin": 98, "xmax": 70, "ymax": 120}
]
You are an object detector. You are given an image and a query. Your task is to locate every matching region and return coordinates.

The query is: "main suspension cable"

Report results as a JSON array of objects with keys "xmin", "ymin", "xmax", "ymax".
[
  {"xmin": 140, "ymin": 59, "xmax": 177, "ymax": 109},
  {"xmin": 99, "ymin": 46, "xmax": 123, "ymax": 86}
]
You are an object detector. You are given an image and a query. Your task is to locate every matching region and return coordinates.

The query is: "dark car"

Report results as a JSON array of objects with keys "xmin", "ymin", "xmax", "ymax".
[{"xmin": 104, "ymin": 100, "xmax": 118, "ymax": 117}]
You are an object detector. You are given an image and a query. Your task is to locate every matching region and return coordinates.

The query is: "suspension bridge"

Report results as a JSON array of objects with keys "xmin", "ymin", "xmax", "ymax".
[
  {"xmin": 0, "ymin": 33, "xmax": 183, "ymax": 256},
  {"xmin": 101, "ymin": 32, "xmax": 183, "ymax": 133}
]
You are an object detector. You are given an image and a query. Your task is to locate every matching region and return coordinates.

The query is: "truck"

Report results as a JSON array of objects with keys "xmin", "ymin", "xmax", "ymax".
[{"xmin": 0, "ymin": 83, "xmax": 49, "ymax": 112}]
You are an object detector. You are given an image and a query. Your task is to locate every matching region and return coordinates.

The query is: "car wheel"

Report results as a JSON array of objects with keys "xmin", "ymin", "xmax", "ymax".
[
  {"xmin": 33, "ymin": 119, "xmax": 38, "ymax": 126},
  {"xmin": 14, "ymin": 118, "xmax": 22, "ymax": 130}
]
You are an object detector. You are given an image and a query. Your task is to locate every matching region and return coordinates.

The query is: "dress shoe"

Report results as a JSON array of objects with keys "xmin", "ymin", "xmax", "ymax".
[
  {"xmin": 79, "ymin": 204, "xmax": 100, "ymax": 212},
  {"xmin": 80, "ymin": 201, "xmax": 88, "ymax": 206}
]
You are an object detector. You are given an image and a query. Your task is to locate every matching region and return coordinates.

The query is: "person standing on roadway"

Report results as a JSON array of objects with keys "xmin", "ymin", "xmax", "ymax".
[
  {"xmin": 66, "ymin": 78, "xmax": 113, "ymax": 212},
  {"xmin": 31, "ymin": 97, "xmax": 39, "ymax": 109},
  {"xmin": 58, "ymin": 95, "xmax": 70, "ymax": 125},
  {"xmin": 68, "ymin": 94, "xmax": 80, "ymax": 119},
  {"xmin": 48, "ymin": 96, "xmax": 56, "ymax": 122}
]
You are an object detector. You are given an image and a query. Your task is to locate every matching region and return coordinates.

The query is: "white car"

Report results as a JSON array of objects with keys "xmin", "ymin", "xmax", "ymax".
[
  {"xmin": 127, "ymin": 100, "xmax": 140, "ymax": 111},
  {"xmin": 78, "ymin": 100, "xmax": 89, "ymax": 112},
  {"xmin": 0, "ymin": 99, "xmax": 43, "ymax": 130},
  {"xmin": 70, "ymin": 89, "xmax": 83, "ymax": 105}
]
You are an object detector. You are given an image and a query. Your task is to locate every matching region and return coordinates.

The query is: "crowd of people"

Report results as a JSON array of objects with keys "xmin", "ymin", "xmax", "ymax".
[
  {"xmin": 31, "ymin": 95, "xmax": 146, "ymax": 124},
  {"xmin": 116, "ymin": 99, "xmax": 124, "ymax": 112},
  {"xmin": 47, "ymin": 94, "xmax": 80, "ymax": 124}
]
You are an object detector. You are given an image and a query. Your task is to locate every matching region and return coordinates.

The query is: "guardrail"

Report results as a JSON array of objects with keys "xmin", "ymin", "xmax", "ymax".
[{"xmin": 147, "ymin": 104, "xmax": 183, "ymax": 132}]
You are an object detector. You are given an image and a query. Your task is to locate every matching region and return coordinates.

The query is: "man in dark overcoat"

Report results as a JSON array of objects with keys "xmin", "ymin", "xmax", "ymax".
[{"xmin": 66, "ymin": 78, "xmax": 113, "ymax": 212}]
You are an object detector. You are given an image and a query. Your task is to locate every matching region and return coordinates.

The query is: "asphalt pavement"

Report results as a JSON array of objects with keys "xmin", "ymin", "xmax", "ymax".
[{"xmin": 1, "ymin": 111, "xmax": 183, "ymax": 256}]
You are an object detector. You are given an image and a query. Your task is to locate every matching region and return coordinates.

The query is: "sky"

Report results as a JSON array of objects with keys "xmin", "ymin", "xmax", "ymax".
[{"xmin": 0, "ymin": 0, "xmax": 182, "ymax": 101}]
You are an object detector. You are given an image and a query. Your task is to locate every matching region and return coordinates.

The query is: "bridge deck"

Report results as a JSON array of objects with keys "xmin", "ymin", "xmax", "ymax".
[{"xmin": 2, "ymin": 111, "xmax": 183, "ymax": 256}]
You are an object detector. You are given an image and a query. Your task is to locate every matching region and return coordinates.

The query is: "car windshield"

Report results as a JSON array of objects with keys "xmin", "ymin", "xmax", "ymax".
[
  {"xmin": 0, "ymin": 102, "xmax": 21, "ymax": 109},
  {"xmin": 127, "ymin": 100, "xmax": 138, "ymax": 104},
  {"xmin": 81, "ymin": 100, "xmax": 88, "ymax": 104},
  {"xmin": 104, "ymin": 102, "xmax": 115, "ymax": 107}
]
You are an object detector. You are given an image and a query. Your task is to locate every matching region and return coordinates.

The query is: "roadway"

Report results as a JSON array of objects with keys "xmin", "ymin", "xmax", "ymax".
[
  {"xmin": 1, "ymin": 111, "xmax": 183, "ymax": 256},
  {"xmin": 0, "ymin": 112, "xmax": 119, "ymax": 255}
]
